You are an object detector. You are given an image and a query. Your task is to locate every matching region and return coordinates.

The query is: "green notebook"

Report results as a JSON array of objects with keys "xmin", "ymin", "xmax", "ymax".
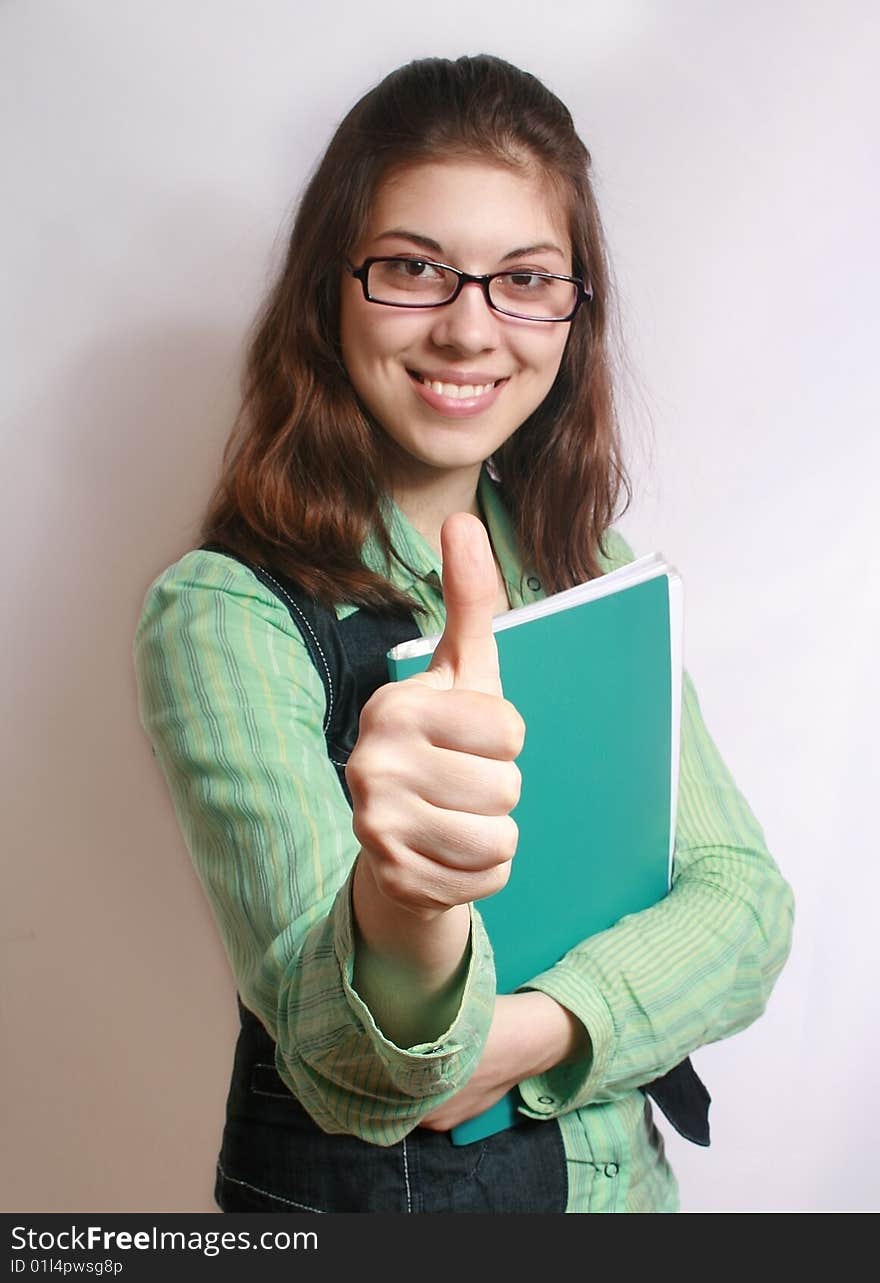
[{"xmin": 386, "ymin": 553, "xmax": 683, "ymax": 1146}]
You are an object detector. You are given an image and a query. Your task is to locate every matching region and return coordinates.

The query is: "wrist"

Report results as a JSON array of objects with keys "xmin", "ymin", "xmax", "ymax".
[
  {"xmin": 350, "ymin": 854, "xmax": 473, "ymax": 1049},
  {"xmin": 352, "ymin": 851, "xmax": 471, "ymax": 983},
  {"xmin": 502, "ymin": 990, "xmax": 591, "ymax": 1079}
]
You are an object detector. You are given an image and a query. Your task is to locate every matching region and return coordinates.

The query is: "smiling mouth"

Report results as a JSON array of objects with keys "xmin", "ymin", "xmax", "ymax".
[{"xmin": 407, "ymin": 370, "xmax": 506, "ymax": 400}]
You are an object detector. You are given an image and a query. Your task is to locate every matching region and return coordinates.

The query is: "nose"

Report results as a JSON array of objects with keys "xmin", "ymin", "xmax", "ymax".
[{"xmin": 427, "ymin": 280, "xmax": 501, "ymax": 355}]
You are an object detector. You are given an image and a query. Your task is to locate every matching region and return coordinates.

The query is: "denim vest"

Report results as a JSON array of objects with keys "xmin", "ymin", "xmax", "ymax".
[{"xmin": 202, "ymin": 546, "xmax": 710, "ymax": 1213}]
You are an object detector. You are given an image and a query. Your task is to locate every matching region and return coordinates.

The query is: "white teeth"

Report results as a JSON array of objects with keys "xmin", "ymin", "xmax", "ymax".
[{"xmin": 423, "ymin": 378, "xmax": 495, "ymax": 399}]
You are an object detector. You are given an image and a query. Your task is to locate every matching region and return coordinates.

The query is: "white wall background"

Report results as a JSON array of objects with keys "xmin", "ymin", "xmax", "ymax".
[{"xmin": 2, "ymin": 0, "xmax": 877, "ymax": 1213}]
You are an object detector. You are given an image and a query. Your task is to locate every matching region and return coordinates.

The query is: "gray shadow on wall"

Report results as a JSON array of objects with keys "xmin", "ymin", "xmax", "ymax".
[{"xmin": 3, "ymin": 324, "xmax": 248, "ymax": 1211}]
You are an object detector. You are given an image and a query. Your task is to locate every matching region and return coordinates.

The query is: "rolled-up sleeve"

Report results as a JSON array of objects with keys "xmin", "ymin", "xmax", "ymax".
[
  {"xmin": 133, "ymin": 550, "xmax": 494, "ymax": 1144},
  {"xmin": 517, "ymin": 536, "xmax": 795, "ymax": 1120}
]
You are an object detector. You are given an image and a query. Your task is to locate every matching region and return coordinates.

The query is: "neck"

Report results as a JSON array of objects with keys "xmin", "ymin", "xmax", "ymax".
[{"xmin": 391, "ymin": 463, "xmax": 485, "ymax": 556}]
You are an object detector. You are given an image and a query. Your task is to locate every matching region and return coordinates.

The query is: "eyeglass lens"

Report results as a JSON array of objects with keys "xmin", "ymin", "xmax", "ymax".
[{"xmin": 366, "ymin": 258, "xmax": 578, "ymax": 320}]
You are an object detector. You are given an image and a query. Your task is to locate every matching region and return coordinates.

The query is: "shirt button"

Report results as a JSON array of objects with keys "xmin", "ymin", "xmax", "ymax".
[
  {"xmin": 527, "ymin": 576, "xmax": 541, "ymax": 591},
  {"xmin": 537, "ymin": 1095, "xmax": 555, "ymax": 1106},
  {"xmin": 604, "ymin": 1163, "xmax": 619, "ymax": 1178}
]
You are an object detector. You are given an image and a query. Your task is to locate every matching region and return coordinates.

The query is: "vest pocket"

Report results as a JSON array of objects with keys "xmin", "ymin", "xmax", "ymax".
[{"xmin": 215, "ymin": 1061, "xmax": 568, "ymax": 1213}]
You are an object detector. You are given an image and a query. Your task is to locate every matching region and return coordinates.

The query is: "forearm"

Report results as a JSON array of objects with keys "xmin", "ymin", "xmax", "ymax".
[
  {"xmin": 521, "ymin": 850, "xmax": 792, "ymax": 1107},
  {"xmin": 135, "ymin": 555, "xmax": 495, "ymax": 1143},
  {"xmin": 518, "ymin": 671, "xmax": 794, "ymax": 1118},
  {"xmin": 352, "ymin": 852, "xmax": 473, "ymax": 1047},
  {"xmin": 271, "ymin": 869, "xmax": 496, "ymax": 1141},
  {"xmin": 510, "ymin": 991, "xmax": 591, "ymax": 1077},
  {"xmin": 418, "ymin": 989, "xmax": 591, "ymax": 1131}
]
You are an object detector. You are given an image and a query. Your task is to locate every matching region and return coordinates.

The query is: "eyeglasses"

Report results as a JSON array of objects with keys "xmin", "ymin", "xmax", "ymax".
[{"xmin": 345, "ymin": 256, "xmax": 592, "ymax": 322}]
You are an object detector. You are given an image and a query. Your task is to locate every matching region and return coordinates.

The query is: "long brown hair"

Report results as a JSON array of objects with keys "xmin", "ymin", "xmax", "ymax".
[{"xmin": 200, "ymin": 54, "xmax": 630, "ymax": 615}]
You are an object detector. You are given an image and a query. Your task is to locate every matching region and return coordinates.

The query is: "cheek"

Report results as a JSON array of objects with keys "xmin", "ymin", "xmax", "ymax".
[
  {"xmin": 528, "ymin": 330, "xmax": 570, "ymax": 384},
  {"xmin": 340, "ymin": 304, "xmax": 428, "ymax": 381}
]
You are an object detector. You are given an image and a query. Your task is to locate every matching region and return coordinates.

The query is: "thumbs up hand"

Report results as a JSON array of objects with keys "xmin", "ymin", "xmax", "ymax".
[
  {"xmin": 413, "ymin": 512, "xmax": 504, "ymax": 699},
  {"xmin": 347, "ymin": 513, "xmax": 525, "ymax": 922}
]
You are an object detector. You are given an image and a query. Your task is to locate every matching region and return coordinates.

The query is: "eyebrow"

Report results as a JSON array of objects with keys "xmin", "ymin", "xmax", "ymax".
[{"xmin": 373, "ymin": 228, "xmax": 567, "ymax": 262}]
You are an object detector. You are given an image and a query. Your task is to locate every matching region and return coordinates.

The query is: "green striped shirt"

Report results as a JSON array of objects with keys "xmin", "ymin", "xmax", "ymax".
[{"xmin": 133, "ymin": 466, "xmax": 794, "ymax": 1213}]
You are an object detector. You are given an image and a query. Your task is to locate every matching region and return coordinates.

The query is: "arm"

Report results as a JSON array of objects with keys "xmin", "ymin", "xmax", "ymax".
[
  {"xmin": 421, "ymin": 661, "xmax": 795, "ymax": 1129},
  {"xmin": 351, "ymin": 857, "xmax": 474, "ymax": 1049},
  {"xmin": 342, "ymin": 513, "xmax": 524, "ymax": 1049},
  {"xmin": 418, "ymin": 529, "xmax": 795, "ymax": 1127},
  {"xmin": 419, "ymin": 990, "xmax": 589, "ymax": 1130},
  {"xmin": 133, "ymin": 550, "xmax": 495, "ymax": 1144},
  {"xmin": 512, "ymin": 533, "xmax": 795, "ymax": 1119}
]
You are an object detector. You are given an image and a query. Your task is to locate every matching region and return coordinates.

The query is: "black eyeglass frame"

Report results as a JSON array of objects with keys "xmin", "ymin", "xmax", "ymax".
[{"xmin": 344, "ymin": 256, "xmax": 593, "ymax": 322}]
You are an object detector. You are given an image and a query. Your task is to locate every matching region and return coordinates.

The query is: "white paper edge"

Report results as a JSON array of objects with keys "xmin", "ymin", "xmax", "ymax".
[
  {"xmin": 667, "ymin": 571, "xmax": 683, "ymax": 886},
  {"xmin": 390, "ymin": 552, "xmax": 684, "ymax": 887},
  {"xmin": 388, "ymin": 551, "xmax": 671, "ymax": 660}
]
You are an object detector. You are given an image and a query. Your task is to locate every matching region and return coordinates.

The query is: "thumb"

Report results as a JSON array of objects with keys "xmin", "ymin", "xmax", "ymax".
[{"xmin": 423, "ymin": 512, "xmax": 503, "ymax": 696}]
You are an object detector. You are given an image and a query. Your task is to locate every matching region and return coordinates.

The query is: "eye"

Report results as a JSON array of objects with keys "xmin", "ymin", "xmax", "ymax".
[
  {"xmin": 490, "ymin": 269, "xmax": 578, "ymax": 320},
  {"xmin": 389, "ymin": 258, "xmax": 445, "ymax": 279},
  {"xmin": 503, "ymin": 271, "xmax": 550, "ymax": 291},
  {"xmin": 367, "ymin": 257, "xmax": 456, "ymax": 302}
]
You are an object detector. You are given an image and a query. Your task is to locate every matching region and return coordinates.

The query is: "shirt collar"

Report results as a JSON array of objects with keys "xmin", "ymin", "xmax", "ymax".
[{"xmin": 360, "ymin": 464, "xmax": 513, "ymax": 595}]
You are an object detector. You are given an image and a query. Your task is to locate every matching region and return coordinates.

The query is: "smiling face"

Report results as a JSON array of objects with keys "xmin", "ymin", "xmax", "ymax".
[{"xmin": 339, "ymin": 157, "xmax": 573, "ymax": 505}]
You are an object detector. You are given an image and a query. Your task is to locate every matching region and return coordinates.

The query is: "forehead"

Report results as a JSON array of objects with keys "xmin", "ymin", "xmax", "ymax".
[{"xmin": 362, "ymin": 157, "xmax": 571, "ymax": 261}]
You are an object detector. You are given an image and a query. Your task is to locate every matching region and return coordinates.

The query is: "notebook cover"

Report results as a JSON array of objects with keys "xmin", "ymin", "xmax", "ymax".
[{"xmin": 387, "ymin": 573, "xmax": 675, "ymax": 1144}]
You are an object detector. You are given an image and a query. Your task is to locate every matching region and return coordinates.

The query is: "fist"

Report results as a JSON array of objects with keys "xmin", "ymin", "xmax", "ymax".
[{"xmin": 346, "ymin": 513, "xmax": 526, "ymax": 917}]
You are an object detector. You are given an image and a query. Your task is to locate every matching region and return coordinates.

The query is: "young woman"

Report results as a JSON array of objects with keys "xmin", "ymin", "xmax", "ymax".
[{"xmin": 134, "ymin": 54, "xmax": 794, "ymax": 1214}]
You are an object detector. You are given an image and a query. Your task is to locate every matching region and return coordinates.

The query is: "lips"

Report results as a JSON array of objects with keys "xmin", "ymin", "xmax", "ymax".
[
  {"xmin": 407, "ymin": 368, "xmax": 508, "ymax": 401},
  {"xmin": 406, "ymin": 367, "xmax": 508, "ymax": 417}
]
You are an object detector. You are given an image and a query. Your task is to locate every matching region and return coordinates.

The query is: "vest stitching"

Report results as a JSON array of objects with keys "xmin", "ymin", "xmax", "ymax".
[
  {"xmin": 201, "ymin": 547, "xmax": 336, "ymax": 735},
  {"xmin": 401, "ymin": 1136, "xmax": 413, "ymax": 1213},
  {"xmin": 257, "ymin": 569, "xmax": 334, "ymax": 732},
  {"xmin": 216, "ymin": 1160, "xmax": 325, "ymax": 1213}
]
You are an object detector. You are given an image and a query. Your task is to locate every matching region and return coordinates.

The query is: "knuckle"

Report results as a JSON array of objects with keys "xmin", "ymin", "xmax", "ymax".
[
  {"xmin": 351, "ymin": 804, "xmax": 389, "ymax": 855},
  {"xmin": 360, "ymin": 683, "xmax": 398, "ymax": 727},
  {"xmin": 356, "ymin": 688, "xmax": 382, "ymax": 731},
  {"xmin": 502, "ymin": 762, "xmax": 522, "ymax": 812},
  {"xmin": 498, "ymin": 815, "xmax": 519, "ymax": 862},
  {"xmin": 501, "ymin": 700, "xmax": 527, "ymax": 755},
  {"xmin": 343, "ymin": 749, "xmax": 362, "ymax": 789},
  {"xmin": 480, "ymin": 859, "xmax": 513, "ymax": 899},
  {"xmin": 344, "ymin": 746, "xmax": 376, "ymax": 797},
  {"xmin": 361, "ymin": 683, "xmax": 422, "ymax": 737},
  {"xmin": 454, "ymin": 814, "xmax": 519, "ymax": 868}
]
